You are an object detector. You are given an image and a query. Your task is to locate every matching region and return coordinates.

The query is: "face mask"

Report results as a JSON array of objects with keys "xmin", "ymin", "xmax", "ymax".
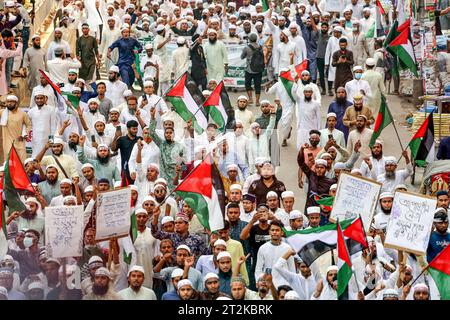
[
  {"xmin": 355, "ymin": 73, "xmax": 362, "ymax": 80},
  {"xmin": 352, "ymin": 27, "xmax": 358, "ymax": 32},
  {"xmin": 23, "ymin": 237, "xmax": 34, "ymax": 248}
]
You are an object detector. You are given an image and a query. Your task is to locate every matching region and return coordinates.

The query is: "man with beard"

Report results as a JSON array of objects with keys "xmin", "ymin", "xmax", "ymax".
[
  {"xmin": 295, "ymin": 86, "xmax": 321, "ymax": 150},
  {"xmin": 76, "ymin": 23, "xmax": 100, "ymax": 83},
  {"xmin": 78, "ymin": 137, "xmax": 119, "ymax": 185},
  {"xmin": 119, "ymin": 96, "xmax": 149, "ymax": 136},
  {"xmin": 359, "ymin": 140, "xmax": 386, "ymax": 178},
  {"xmin": 0, "ymin": 95, "xmax": 31, "ymax": 162},
  {"xmin": 28, "ymin": 91, "xmax": 57, "ymax": 158},
  {"xmin": 376, "ymin": 153, "xmax": 412, "ymax": 193},
  {"xmin": 107, "ymin": 27, "xmax": 142, "ymax": 88},
  {"xmin": 372, "ymin": 192, "xmax": 394, "ymax": 232},
  {"xmin": 24, "ymin": 158, "xmax": 45, "ymax": 184},
  {"xmin": 105, "ymin": 66, "xmax": 128, "ymax": 108},
  {"xmin": 77, "ymin": 98, "xmax": 105, "ymax": 131},
  {"xmin": 6, "ymin": 197, "xmax": 45, "ymax": 243},
  {"xmin": 247, "ymin": 161, "xmax": 286, "ymax": 205},
  {"xmin": 289, "ymin": 23, "xmax": 307, "ymax": 65},
  {"xmin": 234, "ymin": 96, "xmax": 256, "ymax": 137},
  {"xmin": 78, "ymin": 163, "xmax": 98, "ymax": 193},
  {"xmin": 95, "ymin": 82, "xmax": 113, "ymax": 120},
  {"xmin": 274, "ymin": 248, "xmax": 317, "ymax": 300},
  {"xmin": 47, "ymin": 47, "xmax": 82, "ymax": 85},
  {"xmin": 30, "ymin": 74, "xmax": 58, "ymax": 109},
  {"xmin": 298, "ymin": 146, "xmax": 337, "ymax": 207},
  {"xmin": 319, "ymin": 113, "xmax": 346, "ymax": 148},
  {"xmin": 111, "ymin": 119, "xmax": 140, "ymax": 183},
  {"xmin": 83, "ymin": 267, "xmax": 122, "ymax": 300},
  {"xmin": 105, "ymin": 108, "xmax": 127, "ymax": 137},
  {"xmin": 295, "ymin": 70, "xmax": 321, "ymax": 103},
  {"xmin": 62, "ymin": 69, "xmax": 79, "ymax": 93},
  {"xmin": 317, "ymin": 22, "xmax": 330, "ymax": 95},
  {"xmin": 343, "ymin": 94, "xmax": 375, "ymax": 133},
  {"xmin": 296, "ymin": 12, "xmax": 319, "ymax": 83},
  {"xmin": 346, "ymin": 115, "xmax": 373, "ymax": 161},
  {"xmin": 311, "ymin": 266, "xmax": 338, "ymax": 300},
  {"xmin": 190, "ymin": 34, "xmax": 208, "ymax": 90},
  {"xmin": 331, "ymin": 38, "xmax": 354, "ymax": 91},
  {"xmin": 138, "ymin": 81, "xmax": 168, "ymax": 130},
  {"xmin": 118, "ymin": 266, "xmax": 157, "ymax": 300},
  {"xmin": 203, "ymin": 29, "xmax": 228, "ymax": 82},
  {"xmin": 240, "ymin": 193, "xmax": 257, "ymax": 222},
  {"xmin": 241, "ymin": 33, "xmax": 264, "ymax": 106},
  {"xmin": 100, "ymin": 17, "xmax": 121, "ymax": 72},
  {"xmin": 238, "ymin": 20, "xmax": 253, "ymax": 41},
  {"xmin": 427, "ymin": 208, "xmax": 450, "ymax": 262},
  {"xmin": 38, "ymin": 166, "xmax": 60, "ymax": 203},
  {"xmin": 47, "ymin": 28, "xmax": 72, "ymax": 60},
  {"xmin": 176, "ymin": 279, "xmax": 200, "ymax": 300},
  {"xmin": 0, "ymin": 268, "xmax": 26, "ymax": 300},
  {"xmin": 77, "ymin": 228, "xmax": 106, "ymax": 276},
  {"xmin": 152, "ymin": 182, "xmax": 178, "ymax": 224},
  {"xmin": 129, "ymin": 127, "xmax": 160, "ymax": 180},
  {"xmin": 327, "ymin": 87, "xmax": 352, "ymax": 141},
  {"xmin": 23, "ymin": 35, "xmax": 47, "ymax": 90},
  {"xmin": 275, "ymin": 29, "xmax": 295, "ymax": 76},
  {"xmin": 345, "ymin": 66, "xmax": 373, "ymax": 106},
  {"xmin": 200, "ymin": 273, "xmax": 230, "ymax": 300},
  {"xmin": 153, "ymin": 25, "xmax": 172, "ymax": 95},
  {"xmin": 37, "ymin": 137, "xmax": 79, "ymax": 180},
  {"xmin": 134, "ymin": 153, "xmax": 160, "ymax": 200},
  {"xmin": 149, "ymin": 107, "xmax": 185, "ymax": 189}
]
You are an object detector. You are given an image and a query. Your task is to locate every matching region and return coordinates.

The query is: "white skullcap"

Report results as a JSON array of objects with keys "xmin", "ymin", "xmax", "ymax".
[
  {"xmin": 366, "ymin": 58, "xmax": 376, "ymax": 66},
  {"xmin": 6, "ymin": 95, "xmax": 18, "ymax": 101},
  {"xmin": 142, "ymin": 195, "xmax": 156, "ymax": 204},
  {"xmin": 177, "ymin": 36, "xmax": 186, "ymax": 45},
  {"xmin": 202, "ymin": 90, "xmax": 211, "ymax": 96},
  {"xmin": 216, "ymin": 251, "xmax": 232, "ymax": 261},
  {"xmin": 84, "ymin": 186, "xmax": 94, "ymax": 193},
  {"xmin": 237, "ymin": 95, "xmax": 248, "ymax": 101},
  {"xmin": 334, "ymin": 26, "xmax": 344, "ymax": 33},
  {"xmin": 320, "ymin": 153, "xmax": 332, "ymax": 159},
  {"xmin": 395, "ymin": 184, "xmax": 408, "ymax": 190},
  {"xmin": 176, "ymin": 244, "xmax": 191, "ymax": 254},
  {"xmin": 289, "ymin": 210, "xmax": 303, "ymax": 220},
  {"xmin": 413, "ymin": 283, "xmax": 429, "ymax": 292},
  {"xmin": 129, "ymin": 185, "xmax": 138, "ymax": 192},
  {"xmin": 213, "ymin": 239, "xmax": 227, "ymax": 248},
  {"xmin": 156, "ymin": 24, "xmax": 165, "ymax": 32},
  {"xmin": 135, "ymin": 208, "xmax": 148, "ymax": 216},
  {"xmin": 229, "ymin": 24, "xmax": 237, "ymax": 29},
  {"xmin": 144, "ymin": 43, "xmax": 153, "ymax": 50},
  {"xmin": 379, "ymin": 192, "xmax": 394, "ymax": 199},
  {"xmin": 128, "ymin": 265, "xmax": 145, "ymax": 277},
  {"xmin": 351, "ymin": 168, "xmax": 362, "ymax": 174},
  {"xmin": 72, "ymin": 86, "xmax": 81, "ymax": 93},
  {"xmin": 327, "ymin": 112, "xmax": 337, "ymax": 119},
  {"xmin": 330, "ymin": 184, "xmax": 338, "ymax": 191},
  {"xmin": 109, "ymin": 65, "xmax": 120, "ymax": 73},
  {"xmin": 76, "ymin": 78, "xmax": 85, "ymax": 84},
  {"xmin": 28, "ymin": 281, "xmax": 44, "ymax": 291},
  {"xmin": 338, "ymin": 17, "xmax": 346, "ymax": 22},
  {"xmin": 204, "ymin": 272, "xmax": 219, "ymax": 282},
  {"xmin": 363, "ymin": 7, "xmax": 372, "ymax": 12},
  {"xmin": 383, "ymin": 288, "xmax": 399, "ymax": 298},
  {"xmin": 227, "ymin": 164, "xmax": 239, "ymax": 172},
  {"xmin": 327, "ymin": 265, "xmax": 339, "ymax": 273},
  {"xmin": 87, "ymin": 255, "xmax": 102, "ymax": 265},
  {"xmin": 385, "ymin": 156, "xmax": 397, "ymax": 165},
  {"xmin": 255, "ymin": 157, "xmax": 268, "ymax": 165},
  {"xmin": 229, "ymin": 184, "xmax": 242, "ymax": 192},
  {"xmin": 60, "ymin": 178, "xmax": 72, "ymax": 185},
  {"xmin": 260, "ymin": 99, "xmax": 270, "ymax": 105},
  {"xmin": 168, "ymin": 268, "xmax": 183, "ymax": 279},
  {"xmin": 284, "ymin": 290, "xmax": 301, "ymax": 300},
  {"xmin": 303, "ymin": 84, "xmax": 313, "ymax": 92},
  {"xmin": 97, "ymin": 144, "xmax": 109, "ymax": 151},
  {"xmin": 323, "ymin": 11, "xmax": 331, "ymax": 16},
  {"xmin": 177, "ymin": 279, "xmax": 193, "ymax": 289},
  {"xmin": 307, "ymin": 206, "xmax": 321, "ymax": 215},
  {"xmin": 282, "ymin": 29, "xmax": 290, "ymax": 37},
  {"xmin": 207, "ymin": 28, "xmax": 218, "ymax": 35},
  {"xmin": 63, "ymin": 196, "xmax": 77, "ymax": 203},
  {"xmin": 353, "ymin": 65, "xmax": 363, "ymax": 72},
  {"xmin": 24, "ymin": 158, "xmax": 35, "ymax": 166},
  {"xmin": 154, "ymin": 178, "xmax": 167, "ymax": 185},
  {"xmin": 311, "ymin": 11, "xmax": 320, "ymax": 16},
  {"xmin": 266, "ymin": 191, "xmax": 278, "ymax": 199},
  {"xmin": 315, "ymin": 159, "xmax": 328, "ymax": 167},
  {"xmin": 281, "ymin": 191, "xmax": 295, "ymax": 199},
  {"xmin": 95, "ymin": 267, "xmax": 112, "ymax": 279},
  {"xmin": 81, "ymin": 163, "xmax": 94, "ymax": 170},
  {"xmin": 161, "ymin": 216, "xmax": 174, "ymax": 225}
]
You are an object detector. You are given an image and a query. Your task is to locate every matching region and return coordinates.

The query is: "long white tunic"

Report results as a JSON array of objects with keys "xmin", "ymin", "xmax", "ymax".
[
  {"xmin": 290, "ymin": 35, "xmax": 308, "ymax": 65},
  {"xmin": 83, "ymin": 0, "xmax": 103, "ymax": 35},
  {"xmin": 248, "ymin": 115, "xmax": 275, "ymax": 169},
  {"xmin": 361, "ymin": 70, "xmax": 385, "ymax": 111},
  {"xmin": 267, "ymin": 81, "xmax": 296, "ymax": 140},
  {"xmin": 105, "ymin": 79, "xmax": 128, "ymax": 106},
  {"xmin": 276, "ymin": 41, "xmax": 296, "ymax": 75},
  {"xmin": 134, "ymin": 228, "xmax": 159, "ymax": 289},
  {"xmin": 28, "ymin": 105, "xmax": 57, "ymax": 158},
  {"xmin": 345, "ymin": 79, "xmax": 373, "ymax": 105},
  {"xmin": 324, "ymin": 36, "xmax": 342, "ymax": 82},
  {"xmin": 99, "ymin": 27, "xmax": 121, "ymax": 70},
  {"xmin": 295, "ymin": 99, "xmax": 321, "ymax": 150},
  {"xmin": 203, "ymin": 40, "xmax": 228, "ymax": 82},
  {"xmin": 154, "ymin": 35, "xmax": 172, "ymax": 83},
  {"xmin": 171, "ymin": 46, "xmax": 190, "ymax": 80}
]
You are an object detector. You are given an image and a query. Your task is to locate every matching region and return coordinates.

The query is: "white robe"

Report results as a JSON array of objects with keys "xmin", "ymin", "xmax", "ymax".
[
  {"xmin": 84, "ymin": 0, "xmax": 103, "ymax": 36},
  {"xmin": 134, "ymin": 228, "xmax": 159, "ymax": 289},
  {"xmin": 99, "ymin": 27, "xmax": 121, "ymax": 71},
  {"xmin": 324, "ymin": 36, "xmax": 342, "ymax": 82},
  {"xmin": 171, "ymin": 46, "xmax": 190, "ymax": 80},
  {"xmin": 290, "ymin": 35, "xmax": 308, "ymax": 65},
  {"xmin": 267, "ymin": 81, "xmax": 295, "ymax": 141},
  {"xmin": 28, "ymin": 105, "xmax": 57, "ymax": 158},
  {"xmin": 276, "ymin": 41, "xmax": 296, "ymax": 75},
  {"xmin": 345, "ymin": 79, "xmax": 373, "ymax": 105},
  {"xmin": 295, "ymin": 99, "xmax": 321, "ymax": 150}
]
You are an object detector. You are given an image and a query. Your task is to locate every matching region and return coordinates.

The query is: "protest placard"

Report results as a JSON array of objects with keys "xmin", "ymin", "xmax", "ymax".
[
  {"xmin": 384, "ymin": 191, "xmax": 436, "ymax": 255},
  {"xmin": 45, "ymin": 205, "xmax": 84, "ymax": 258},
  {"xmin": 95, "ymin": 188, "xmax": 131, "ymax": 241},
  {"xmin": 330, "ymin": 172, "xmax": 382, "ymax": 231}
]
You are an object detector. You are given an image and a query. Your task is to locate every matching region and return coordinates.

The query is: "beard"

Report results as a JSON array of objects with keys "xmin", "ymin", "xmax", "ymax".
[
  {"xmin": 129, "ymin": 108, "xmax": 136, "ymax": 115},
  {"xmin": 97, "ymin": 131, "xmax": 104, "ymax": 136},
  {"xmin": 7, "ymin": 106, "xmax": 16, "ymax": 111},
  {"xmin": 381, "ymin": 206, "xmax": 392, "ymax": 214},
  {"xmin": 385, "ymin": 171, "xmax": 395, "ymax": 179},
  {"xmin": 258, "ymin": 287, "xmax": 268, "ymax": 294},
  {"xmin": 336, "ymin": 96, "xmax": 347, "ymax": 104},
  {"xmin": 68, "ymin": 78, "xmax": 77, "ymax": 84},
  {"xmin": 354, "ymin": 105, "xmax": 363, "ymax": 111},
  {"xmin": 89, "ymin": 109, "xmax": 97, "ymax": 114},
  {"xmin": 22, "ymin": 211, "xmax": 36, "ymax": 220},
  {"xmin": 33, "ymin": 44, "xmax": 41, "ymax": 49},
  {"xmin": 371, "ymin": 150, "xmax": 382, "ymax": 159},
  {"xmin": 92, "ymin": 283, "xmax": 109, "ymax": 296},
  {"xmin": 68, "ymin": 141, "xmax": 77, "ymax": 151},
  {"xmin": 301, "ymin": 79, "xmax": 310, "ymax": 85},
  {"xmin": 304, "ymin": 96, "xmax": 312, "ymax": 102},
  {"xmin": 209, "ymin": 38, "xmax": 217, "ymax": 44},
  {"xmin": 98, "ymin": 154, "xmax": 110, "ymax": 164}
]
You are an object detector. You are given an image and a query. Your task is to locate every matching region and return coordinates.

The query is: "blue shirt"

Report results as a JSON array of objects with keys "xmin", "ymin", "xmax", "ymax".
[
  {"xmin": 109, "ymin": 37, "xmax": 142, "ymax": 66},
  {"xmin": 296, "ymin": 14, "xmax": 319, "ymax": 56},
  {"xmin": 427, "ymin": 231, "xmax": 450, "ymax": 262},
  {"xmin": 437, "ymin": 136, "xmax": 450, "ymax": 160},
  {"xmin": 161, "ymin": 290, "xmax": 180, "ymax": 300},
  {"xmin": 327, "ymin": 100, "xmax": 353, "ymax": 141}
]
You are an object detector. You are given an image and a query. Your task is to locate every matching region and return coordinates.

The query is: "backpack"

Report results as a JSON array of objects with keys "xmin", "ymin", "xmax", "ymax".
[
  {"xmin": 376, "ymin": 49, "xmax": 394, "ymax": 81},
  {"xmin": 249, "ymin": 44, "xmax": 265, "ymax": 73}
]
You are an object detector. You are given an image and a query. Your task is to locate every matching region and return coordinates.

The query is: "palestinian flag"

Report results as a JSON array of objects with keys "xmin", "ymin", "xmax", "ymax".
[
  {"xmin": 369, "ymin": 95, "xmax": 393, "ymax": 147},
  {"xmin": 174, "ymin": 154, "xmax": 225, "ymax": 232},
  {"xmin": 166, "ymin": 72, "xmax": 208, "ymax": 134},
  {"xmin": 61, "ymin": 92, "xmax": 80, "ymax": 113},
  {"xmin": 343, "ymin": 216, "xmax": 368, "ymax": 248},
  {"xmin": 294, "ymin": 59, "xmax": 308, "ymax": 77},
  {"xmin": 386, "ymin": 19, "xmax": 418, "ymax": 76},
  {"xmin": 261, "ymin": 0, "xmax": 269, "ymax": 11},
  {"xmin": 313, "ymin": 194, "xmax": 334, "ymax": 212},
  {"xmin": 337, "ymin": 220, "xmax": 353, "ymax": 300},
  {"xmin": 39, "ymin": 69, "xmax": 73, "ymax": 114},
  {"xmin": 428, "ymin": 244, "xmax": 450, "ymax": 300},
  {"xmin": 384, "ymin": 20, "xmax": 400, "ymax": 76},
  {"xmin": 284, "ymin": 218, "xmax": 366, "ymax": 266},
  {"xmin": 376, "ymin": 0, "xmax": 386, "ymax": 15},
  {"xmin": 3, "ymin": 146, "xmax": 35, "ymax": 213},
  {"xmin": 408, "ymin": 111, "xmax": 435, "ymax": 167},
  {"xmin": 279, "ymin": 69, "xmax": 296, "ymax": 103},
  {"xmin": 203, "ymin": 81, "xmax": 234, "ymax": 132},
  {"xmin": 365, "ymin": 21, "xmax": 376, "ymax": 38}
]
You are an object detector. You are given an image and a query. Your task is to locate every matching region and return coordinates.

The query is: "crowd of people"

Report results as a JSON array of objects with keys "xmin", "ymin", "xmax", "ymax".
[{"xmin": 0, "ymin": 0, "xmax": 449, "ymax": 301}]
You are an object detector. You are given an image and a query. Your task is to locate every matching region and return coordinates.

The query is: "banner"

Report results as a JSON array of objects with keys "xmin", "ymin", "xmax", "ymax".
[
  {"xmin": 45, "ymin": 205, "xmax": 84, "ymax": 258},
  {"xmin": 384, "ymin": 191, "xmax": 436, "ymax": 255},
  {"xmin": 95, "ymin": 188, "xmax": 132, "ymax": 241}
]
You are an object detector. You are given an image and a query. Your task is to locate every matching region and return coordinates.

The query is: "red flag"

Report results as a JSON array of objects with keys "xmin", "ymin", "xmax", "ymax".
[
  {"xmin": 376, "ymin": 0, "xmax": 385, "ymax": 15},
  {"xmin": 294, "ymin": 60, "xmax": 308, "ymax": 77},
  {"xmin": 343, "ymin": 216, "xmax": 368, "ymax": 248}
]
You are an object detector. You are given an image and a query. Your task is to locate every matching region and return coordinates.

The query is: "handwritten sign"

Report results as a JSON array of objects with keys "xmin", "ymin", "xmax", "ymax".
[
  {"xmin": 330, "ymin": 173, "xmax": 382, "ymax": 231},
  {"xmin": 95, "ymin": 188, "xmax": 131, "ymax": 241},
  {"xmin": 384, "ymin": 191, "xmax": 436, "ymax": 255},
  {"xmin": 45, "ymin": 206, "xmax": 84, "ymax": 258},
  {"xmin": 325, "ymin": 0, "xmax": 345, "ymax": 13}
]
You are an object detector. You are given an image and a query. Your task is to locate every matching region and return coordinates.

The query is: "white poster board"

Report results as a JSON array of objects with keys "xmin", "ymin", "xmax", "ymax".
[
  {"xmin": 384, "ymin": 191, "xmax": 436, "ymax": 255},
  {"xmin": 330, "ymin": 173, "xmax": 382, "ymax": 231},
  {"xmin": 325, "ymin": 0, "xmax": 345, "ymax": 13},
  {"xmin": 95, "ymin": 188, "xmax": 131, "ymax": 241},
  {"xmin": 45, "ymin": 206, "xmax": 84, "ymax": 258}
]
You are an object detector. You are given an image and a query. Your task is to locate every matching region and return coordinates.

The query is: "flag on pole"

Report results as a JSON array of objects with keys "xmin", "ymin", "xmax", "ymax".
[
  {"xmin": 174, "ymin": 154, "xmax": 225, "ymax": 232},
  {"xmin": 312, "ymin": 194, "xmax": 334, "ymax": 212},
  {"xmin": 376, "ymin": 0, "xmax": 386, "ymax": 15},
  {"xmin": 428, "ymin": 244, "xmax": 450, "ymax": 300},
  {"xmin": 279, "ymin": 69, "xmax": 296, "ymax": 102},
  {"xmin": 365, "ymin": 21, "xmax": 376, "ymax": 38},
  {"xmin": 202, "ymin": 81, "xmax": 234, "ymax": 132},
  {"xmin": 337, "ymin": 219, "xmax": 353, "ymax": 299},
  {"xmin": 408, "ymin": 111, "xmax": 435, "ymax": 167},
  {"xmin": 294, "ymin": 59, "xmax": 308, "ymax": 77},
  {"xmin": 369, "ymin": 94, "xmax": 394, "ymax": 147},
  {"xmin": 39, "ymin": 69, "xmax": 71, "ymax": 113},
  {"xmin": 386, "ymin": 19, "xmax": 418, "ymax": 76},
  {"xmin": 166, "ymin": 72, "xmax": 208, "ymax": 134}
]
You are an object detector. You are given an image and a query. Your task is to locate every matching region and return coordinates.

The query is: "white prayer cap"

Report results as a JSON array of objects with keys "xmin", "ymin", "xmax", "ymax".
[
  {"xmin": 53, "ymin": 137, "xmax": 66, "ymax": 146},
  {"xmin": 126, "ymin": 3, "xmax": 135, "ymax": 9},
  {"xmin": 385, "ymin": 156, "xmax": 397, "ymax": 165},
  {"xmin": 176, "ymin": 244, "xmax": 191, "ymax": 254},
  {"xmin": 81, "ymin": 163, "xmax": 94, "ymax": 170},
  {"xmin": 54, "ymin": 27, "xmax": 62, "ymax": 33},
  {"xmin": 97, "ymin": 144, "xmax": 109, "ymax": 151},
  {"xmin": 135, "ymin": 208, "xmax": 148, "ymax": 216},
  {"xmin": 144, "ymin": 80, "xmax": 154, "ymax": 87},
  {"xmin": 351, "ymin": 168, "xmax": 362, "ymax": 174},
  {"xmin": 156, "ymin": 24, "xmax": 165, "ymax": 32},
  {"xmin": 315, "ymin": 159, "xmax": 327, "ymax": 167},
  {"xmin": 72, "ymin": 86, "xmax": 81, "ymax": 93},
  {"xmin": 171, "ymin": 268, "xmax": 184, "ymax": 278},
  {"xmin": 327, "ymin": 265, "xmax": 339, "ymax": 273},
  {"xmin": 330, "ymin": 184, "xmax": 338, "ymax": 191},
  {"xmin": 395, "ymin": 184, "xmax": 408, "ymax": 191},
  {"xmin": 94, "ymin": 119, "xmax": 106, "ymax": 125},
  {"xmin": 338, "ymin": 17, "xmax": 346, "ymax": 22},
  {"xmin": 366, "ymin": 58, "xmax": 376, "ymax": 66},
  {"xmin": 28, "ymin": 281, "xmax": 44, "ymax": 291},
  {"xmin": 154, "ymin": 178, "xmax": 167, "ymax": 185},
  {"xmin": 320, "ymin": 153, "xmax": 332, "ymax": 159},
  {"xmin": 144, "ymin": 43, "xmax": 153, "ymax": 50},
  {"xmin": 142, "ymin": 195, "xmax": 156, "ymax": 204},
  {"xmin": 31, "ymin": 34, "xmax": 40, "ymax": 41},
  {"xmin": 216, "ymin": 251, "xmax": 232, "ymax": 261},
  {"xmin": 284, "ymin": 290, "xmax": 300, "ymax": 300},
  {"xmin": 260, "ymin": 99, "xmax": 270, "ymax": 105},
  {"xmin": 45, "ymin": 164, "xmax": 58, "ymax": 171},
  {"xmin": 176, "ymin": 37, "xmax": 186, "ymax": 45},
  {"xmin": 281, "ymin": 191, "xmax": 294, "ymax": 199},
  {"xmin": 213, "ymin": 239, "xmax": 227, "ymax": 248},
  {"xmin": 24, "ymin": 158, "xmax": 35, "ymax": 166},
  {"xmin": 76, "ymin": 78, "xmax": 86, "ymax": 84},
  {"xmin": 107, "ymin": 4, "xmax": 114, "ymax": 9},
  {"xmin": 229, "ymin": 184, "xmax": 242, "ymax": 192},
  {"xmin": 327, "ymin": 112, "xmax": 337, "ymax": 119},
  {"xmin": 123, "ymin": 89, "xmax": 133, "ymax": 97},
  {"xmin": 202, "ymin": 8, "xmax": 209, "ymax": 14},
  {"xmin": 63, "ymin": 195, "xmax": 77, "ymax": 204},
  {"xmin": 128, "ymin": 265, "xmax": 145, "ymax": 277},
  {"xmin": 25, "ymin": 197, "xmax": 39, "ymax": 206},
  {"xmin": 107, "ymin": 16, "xmax": 116, "ymax": 21},
  {"xmin": 204, "ymin": 272, "xmax": 219, "ymax": 282},
  {"xmin": 352, "ymin": 19, "xmax": 360, "ymax": 25},
  {"xmin": 303, "ymin": 85, "xmax": 313, "ymax": 92},
  {"xmin": 161, "ymin": 216, "xmax": 174, "ymax": 225},
  {"xmin": 281, "ymin": 29, "xmax": 290, "ymax": 37},
  {"xmin": 229, "ymin": 24, "xmax": 237, "ymax": 30},
  {"xmin": 333, "ymin": 26, "xmax": 344, "ymax": 33},
  {"xmin": 60, "ymin": 178, "xmax": 72, "ymax": 185},
  {"xmin": 95, "ymin": 267, "xmax": 112, "ymax": 279},
  {"xmin": 266, "ymin": 191, "xmax": 278, "ymax": 199},
  {"xmin": 109, "ymin": 108, "xmax": 120, "ymax": 114},
  {"xmin": 379, "ymin": 192, "xmax": 394, "ymax": 199},
  {"xmin": 202, "ymin": 90, "xmax": 211, "ymax": 96},
  {"xmin": 84, "ymin": 186, "xmax": 94, "ymax": 193},
  {"xmin": 177, "ymin": 279, "xmax": 193, "ymax": 289},
  {"xmin": 353, "ymin": 66, "xmax": 364, "ymax": 73},
  {"xmin": 278, "ymin": 15, "xmax": 286, "ymax": 21},
  {"xmin": 237, "ymin": 95, "xmax": 248, "ymax": 101},
  {"xmin": 413, "ymin": 283, "xmax": 429, "ymax": 292},
  {"xmin": 6, "ymin": 95, "xmax": 18, "ymax": 101},
  {"xmin": 5, "ymin": 1, "xmax": 15, "ymax": 7},
  {"xmin": 343, "ymin": 6, "xmax": 352, "ymax": 13},
  {"xmin": 68, "ymin": 68, "xmax": 78, "ymax": 74},
  {"xmin": 255, "ymin": 157, "xmax": 268, "ymax": 165},
  {"xmin": 207, "ymin": 28, "xmax": 217, "ymax": 35},
  {"xmin": 109, "ymin": 65, "xmax": 120, "ymax": 73},
  {"xmin": 129, "ymin": 185, "xmax": 138, "ymax": 192},
  {"xmin": 363, "ymin": 7, "xmax": 372, "ymax": 12},
  {"xmin": 307, "ymin": 206, "xmax": 321, "ymax": 215},
  {"xmin": 383, "ymin": 288, "xmax": 399, "ymax": 298},
  {"xmin": 88, "ymin": 255, "xmax": 104, "ymax": 265},
  {"xmin": 322, "ymin": 11, "xmax": 331, "ymax": 16},
  {"xmin": 311, "ymin": 11, "xmax": 320, "ymax": 16},
  {"xmin": 289, "ymin": 210, "xmax": 303, "ymax": 220},
  {"xmin": 226, "ymin": 163, "xmax": 239, "ymax": 172}
]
